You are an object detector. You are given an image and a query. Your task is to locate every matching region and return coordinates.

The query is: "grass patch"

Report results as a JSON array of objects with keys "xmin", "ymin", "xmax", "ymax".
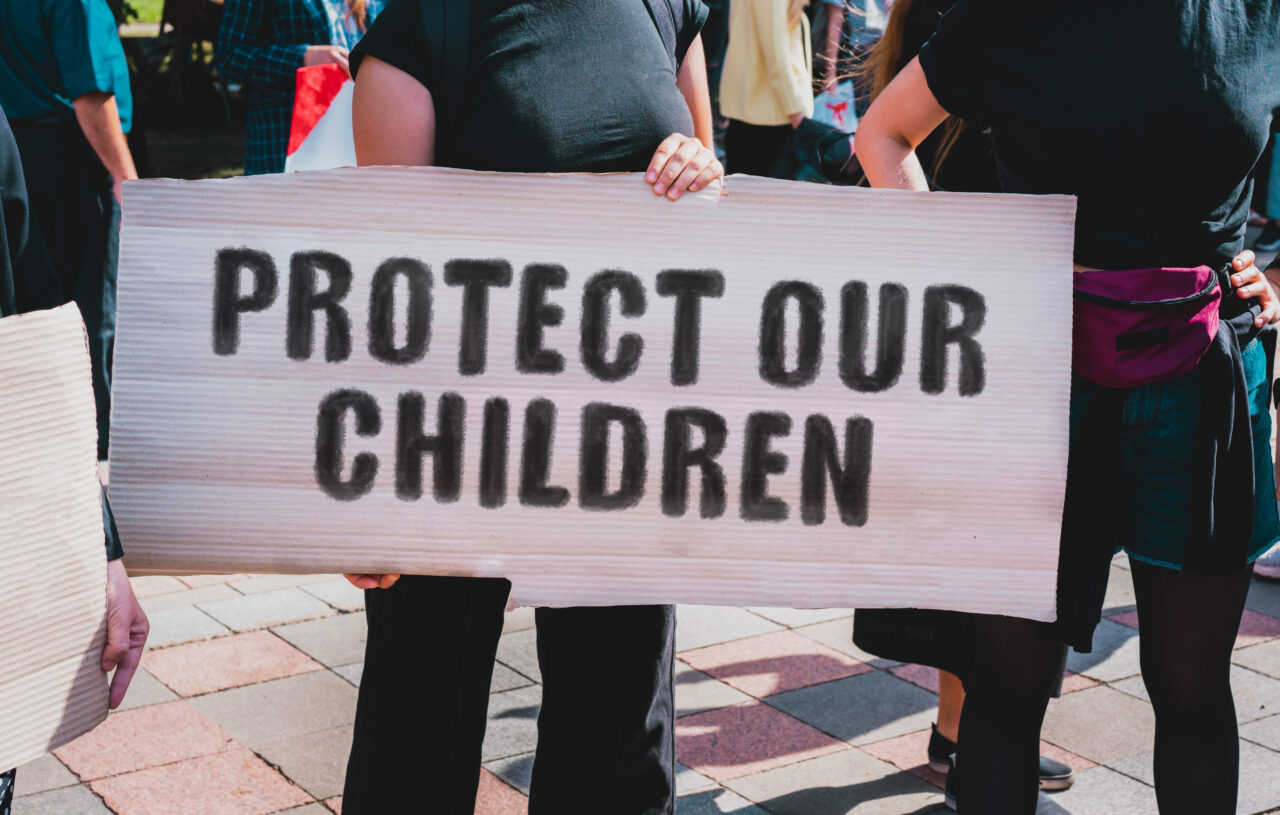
[{"xmin": 128, "ymin": 0, "xmax": 164, "ymax": 23}]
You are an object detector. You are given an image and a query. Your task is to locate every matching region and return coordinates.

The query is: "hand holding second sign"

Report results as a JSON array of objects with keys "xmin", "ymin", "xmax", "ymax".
[
  {"xmin": 646, "ymin": 133, "xmax": 723, "ymax": 200},
  {"xmin": 344, "ymin": 573, "xmax": 400, "ymax": 589}
]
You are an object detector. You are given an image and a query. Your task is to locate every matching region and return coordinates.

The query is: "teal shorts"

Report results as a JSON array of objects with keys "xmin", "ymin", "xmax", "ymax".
[{"xmin": 1068, "ymin": 337, "xmax": 1280, "ymax": 570}]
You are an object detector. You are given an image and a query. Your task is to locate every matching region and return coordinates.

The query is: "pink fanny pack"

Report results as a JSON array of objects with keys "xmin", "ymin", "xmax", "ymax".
[{"xmin": 1072, "ymin": 266, "xmax": 1222, "ymax": 388}]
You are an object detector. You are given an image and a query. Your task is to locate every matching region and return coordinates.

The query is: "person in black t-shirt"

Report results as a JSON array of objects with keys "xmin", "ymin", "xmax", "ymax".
[
  {"xmin": 856, "ymin": 2, "xmax": 1280, "ymax": 813},
  {"xmin": 335, "ymin": 2, "xmax": 720, "ymax": 813}
]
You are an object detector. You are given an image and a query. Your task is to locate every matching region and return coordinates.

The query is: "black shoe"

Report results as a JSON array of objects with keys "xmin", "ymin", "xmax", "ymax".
[
  {"xmin": 1038, "ymin": 754, "xmax": 1075, "ymax": 791},
  {"xmin": 1255, "ymin": 220, "xmax": 1280, "ymax": 252},
  {"xmin": 927, "ymin": 724, "xmax": 959, "ymax": 774}
]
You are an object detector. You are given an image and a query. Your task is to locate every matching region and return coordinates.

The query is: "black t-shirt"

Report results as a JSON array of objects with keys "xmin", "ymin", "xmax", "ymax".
[
  {"xmin": 892, "ymin": 0, "xmax": 999, "ymax": 194},
  {"xmin": 352, "ymin": 0, "xmax": 708, "ymax": 173},
  {"xmin": 918, "ymin": 1, "xmax": 1280, "ymax": 269}
]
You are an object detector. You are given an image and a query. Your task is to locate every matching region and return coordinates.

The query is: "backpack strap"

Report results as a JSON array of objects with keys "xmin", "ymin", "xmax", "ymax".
[{"xmin": 419, "ymin": 0, "xmax": 470, "ymax": 167}]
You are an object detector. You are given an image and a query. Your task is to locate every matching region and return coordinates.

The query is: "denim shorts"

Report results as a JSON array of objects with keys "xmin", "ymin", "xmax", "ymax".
[{"xmin": 1068, "ymin": 337, "xmax": 1280, "ymax": 570}]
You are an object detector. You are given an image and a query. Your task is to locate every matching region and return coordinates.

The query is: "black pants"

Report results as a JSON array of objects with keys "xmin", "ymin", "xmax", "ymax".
[
  {"xmin": 342, "ymin": 576, "xmax": 676, "ymax": 815},
  {"xmin": 10, "ymin": 117, "xmax": 119, "ymax": 459},
  {"xmin": 0, "ymin": 768, "xmax": 11, "ymax": 815},
  {"xmin": 724, "ymin": 119, "xmax": 792, "ymax": 177}
]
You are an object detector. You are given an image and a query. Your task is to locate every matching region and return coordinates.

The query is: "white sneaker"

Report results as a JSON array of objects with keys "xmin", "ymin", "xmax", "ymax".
[{"xmin": 1256, "ymin": 539, "xmax": 1280, "ymax": 580}]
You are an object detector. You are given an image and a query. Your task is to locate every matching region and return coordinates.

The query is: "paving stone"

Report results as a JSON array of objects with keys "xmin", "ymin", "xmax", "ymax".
[
  {"xmin": 1102, "ymin": 565, "xmax": 1137, "ymax": 613},
  {"xmin": 676, "ymin": 606, "xmax": 784, "ymax": 653},
  {"xmin": 484, "ymin": 752, "xmax": 534, "ymax": 795},
  {"xmin": 140, "ymin": 584, "xmax": 241, "ymax": 614},
  {"xmin": 13, "ymin": 754, "xmax": 78, "ymax": 796},
  {"xmin": 491, "ymin": 661, "xmax": 534, "ymax": 693},
  {"xmin": 55, "ymin": 701, "xmax": 233, "ymax": 780},
  {"xmin": 1113, "ymin": 666, "xmax": 1280, "ymax": 725},
  {"xmin": 129, "ymin": 575, "xmax": 186, "ymax": 598},
  {"xmin": 1060, "ymin": 671, "xmax": 1098, "ymax": 694},
  {"xmin": 145, "ymin": 605, "xmax": 231, "ymax": 648},
  {"xmin": 1066, "ymin": 619, "xmax": 1143, "ymax": 682},
  {"xmin": 272, "ymin": 613, "xmax": 368, "ymax": 668},
  {"xmin": 1233, "ymin": 665, "xmax": 1280, "ymax": 724},
  {"xmin": 256, "ymin": 725, "xmax": 354, "ymax": 800},
  {"xmin": 1235, "ymin": 639, "xmax": 1280, "ymax": 679},
  {"xmin": 503, "ymin": 606, "xmax": 536, "ymax": 633},
  {"xmin": 676, "ymin": 661, "xmax": 753, "ymax": 718},
  {"xmin": 113, "ymin": 667, "xmax": 178, "ymax": 711},
  {"xmin": 676, "ymin": 762, "xmax": 718, "ymax": 795},
  {"xmin": 792, "ymin": 619, "xmax": 900, "ymax": 668},
  {"xmin": 680, "ymin": 631, "xmax": 870, "ymax": 699},
  {"xmin": 859, "ymin": 729, "xmax": 946, "ymax": 790},
  {"xmin": 477, "ymin": 769, "xmax": 529, "ymax": 815},
  {"xmin": 230, "ymin": 574, "xmax": 333, "ymax": 594},
  {"xmin": 1240, "ymin": 713, "xmax": 1280, "ymax": 750},
  {"xmin": 189, "ymin": 671, "xmax": 358, "ymax": 752},
  {"xmin": 301, "ymin": 579, "xmax": 366, "ymax": 612},
  {"xmin": 887, "ymin": 664, "xmax": 940, "ymax": 694},
  {"xmin": 497, "ymin": 629, "xmax": 541, "ymax": 683},
  {"xmin": 483, "ymin": 685, "xmax": 543, "ymax": 762},
  {"xmin": 1246, "ymin": 578, "xmax": 1280, "ymax": 619},
  {"xmin": 675, "ymin": 701, "xmax": 848, "ymax": 781},
  {"xmin": 325, "ymin": 795, "xmax": 342, "ymax": 813},
  {"xmin": 675, "ymin": 789, "xmax": 767, "ymax": 814},
  {"xmin": 722, "ymin": 748, "xmax": 943, "ymax": 815},
  {"xmin": 745, "ymin": 607, "xmax": 853, "ymax": 628},
  {"xmin": 14, "ymin": 783, "xmax": 112, "ymax": 814},
  {"xmin": 1237, "ymin": 609, "xmax": 1280, "ymax": 649},
  {"xmin": 280, "ymin": 806, "xmax": 333, "ymax": 814},
  {"xmin": 90, "ymin": 747, "xmax": 311, "ymax": 815},
  {"xmin": 143, "ymin": 631, "xmax": 322, "ymax": 696},
  {"xmin": 1042, "ymin": 766, "xmax": 1157, "ymax": 815},
  {"xmin": 765, "ymin": 671, "xmax": 939, "ymax": 747},
  {"xmin": 1108, "ymin": 741, "xmax": 1280, "ymax": 815},
  {"xmin": 199, "ymin": 588, "xmax": 335, "ymax": 632},
  {"xmin": 1040, "ymin": 686, "xmax": 1155, "ymax": 764},
  {"xmin": 1238, "ymin": 738, "xmax": 1280, "ymax": 814},
  {"xmin": 333, "ymin": 663, "xmax": 363, "ymax": 687}
]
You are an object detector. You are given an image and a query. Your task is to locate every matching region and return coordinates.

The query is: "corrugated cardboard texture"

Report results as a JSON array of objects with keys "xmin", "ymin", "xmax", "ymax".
[
  {"xmin": 112, "ymin": 168, "xmax": 1075, "ymax": 620},
  {"xmin": 0, "ymin": 304, "xmax": 108, "ymax": 771}
]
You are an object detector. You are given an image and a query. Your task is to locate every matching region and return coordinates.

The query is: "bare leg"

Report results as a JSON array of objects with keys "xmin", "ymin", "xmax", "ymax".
[{"xmin": 936, "ymin": 670, "xmax": 965, "ymax": 742}]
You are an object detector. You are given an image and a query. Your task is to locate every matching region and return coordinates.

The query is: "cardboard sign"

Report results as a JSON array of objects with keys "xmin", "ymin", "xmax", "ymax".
[
  {"xmin": 111, "ymin": 168, "xmax": 1075, "ymax": 620},
  {"xmin": 0, "ymin": 304, "xmax": 108, "ymax": 771}
]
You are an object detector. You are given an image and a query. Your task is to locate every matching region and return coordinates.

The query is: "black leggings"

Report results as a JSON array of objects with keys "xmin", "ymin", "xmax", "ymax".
[{"xmin": 956, "ymin": 557, "xmax": 1254, "ymax": 814}]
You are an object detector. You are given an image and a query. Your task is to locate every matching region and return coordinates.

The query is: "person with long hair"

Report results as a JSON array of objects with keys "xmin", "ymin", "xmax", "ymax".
[
  {"xmin": 848, "ymin": 2, "xmax": 1075, "ymax": 807},
  {"xmin": 338, "ymin": 1, "xmax": 721, "ymax": 812},
  {"xmin": 857, "ymin": 2, "xmax": 1280, "ymax": 813},
  {"xmin": 217, "ymin": 0, "xmax": 384, "ymax": 175}
]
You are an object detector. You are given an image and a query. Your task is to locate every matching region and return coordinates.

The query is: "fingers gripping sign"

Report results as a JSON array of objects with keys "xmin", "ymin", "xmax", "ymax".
[{"xmin": 646, "ymin": 133, "xmax": 723, "ymax": 200}]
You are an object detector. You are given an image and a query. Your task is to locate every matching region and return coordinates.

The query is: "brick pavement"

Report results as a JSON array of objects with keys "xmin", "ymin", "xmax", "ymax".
[{"xmin": 12, "ymin": 565, "xmax": 1280, "ymax": 814}]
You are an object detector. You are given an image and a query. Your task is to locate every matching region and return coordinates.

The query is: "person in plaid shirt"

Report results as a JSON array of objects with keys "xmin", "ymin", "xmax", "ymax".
[{"xmin": 217, "ymin": 0, "xmax": 384, "ymax": 174}]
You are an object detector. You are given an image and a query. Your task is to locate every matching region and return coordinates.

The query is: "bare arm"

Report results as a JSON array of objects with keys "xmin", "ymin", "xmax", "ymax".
[
  {"xmin": 352, "ymin": 56, "xmax": 436, "ymax": 166},
  {"xmin": 71, "ymin": 92, "xmax": 137, "ymax": 205},
  {"xmin": 345, "ymin": 55, "xmax": 435, "ymax": 590},
  {"xmin": 854, "ymin": 57, "xmax": 949, "ymax": 191},
  {"xmin": 823, "ymin": 6, "xmax": 842, "ymax": 92},
  {"xmin": 675, "ymin": 35, "xmax": 714, "ymax": 148}
]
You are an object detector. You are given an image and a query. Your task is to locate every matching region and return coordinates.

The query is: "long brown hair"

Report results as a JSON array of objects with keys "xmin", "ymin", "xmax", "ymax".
[
  {"xmin": 347, "ymin": 0, "xmax": 370, "ymax": 31},
  {"xmin": 856, "ymin": 0, "xmax": 965, "ymax": 174}
]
